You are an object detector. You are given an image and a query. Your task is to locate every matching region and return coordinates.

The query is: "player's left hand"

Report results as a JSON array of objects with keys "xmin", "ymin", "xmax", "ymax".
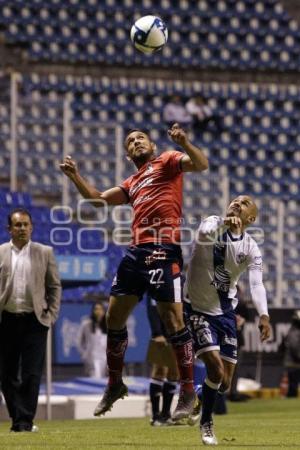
[
  {"xmin": 236, "ymin": 314, "xmax": 245, "ymax": 330},
  {"xmin": 168, "ymin": 123, "xmax": 188, "ymax": 147},
  {"xmin": 258, "ymin": 315, "xmax": 271, "ymax": 342}
]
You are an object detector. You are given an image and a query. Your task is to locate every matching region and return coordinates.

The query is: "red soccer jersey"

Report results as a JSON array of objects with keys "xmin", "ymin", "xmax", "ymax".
[{"xmin": 121, "ymin": 150, "xmax": 184, "ymax": 245}]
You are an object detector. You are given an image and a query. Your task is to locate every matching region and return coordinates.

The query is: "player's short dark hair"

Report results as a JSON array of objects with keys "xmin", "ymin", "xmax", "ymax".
[
  {"xmin": 126, "ymin": 128, "xmax": 144, "ymax": 135},
  {"xmin": 8, "ymin": 208, "xmax": 33, "ymax": 227},
  {"xmin": 124, "ymin": 128, "xmax": 149, "ymax": 148}
]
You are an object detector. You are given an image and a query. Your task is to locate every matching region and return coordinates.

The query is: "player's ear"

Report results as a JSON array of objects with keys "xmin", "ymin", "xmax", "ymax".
[
  {"xmin": 247, "ymin": 215, "xmax": 256, "ymax": 224},
  {"xmin": 151, "ymin": 142, "xmax": 157, "ymax": 152}
]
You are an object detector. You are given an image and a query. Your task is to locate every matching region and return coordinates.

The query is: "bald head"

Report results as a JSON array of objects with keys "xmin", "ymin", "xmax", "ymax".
[
  {"xmin": 227, "ymin": 195, "xmax": 258, "ymax": 228},
  {"xmin": 242, "ymin": 195, "xmax": 258, "ymax": 219}
]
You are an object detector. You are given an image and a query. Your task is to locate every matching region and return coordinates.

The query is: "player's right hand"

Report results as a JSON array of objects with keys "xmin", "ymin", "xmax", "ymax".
[
  {"xmin": 258, "ymin": 315, "xmax": 271, "ymax": 342},
  {"xmin": 168, "ymin": 123, "xmax": 188, "ymax": 147},
  {"xmin": 224, "ymin": 216, "xmax": 242, "ymax": 229},
  {"xmin": 60, "ymin": 155, "xmax": 78, "ymax": 179}
]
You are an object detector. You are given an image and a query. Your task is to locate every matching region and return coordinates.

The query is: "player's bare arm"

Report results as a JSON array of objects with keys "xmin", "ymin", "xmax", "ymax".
[
  {"xmin": 60, "ymin": 155, "xmax": 127, "ymax": 206},
  {"xmin": 167, "ymin": 123, "xmax": 209, "ymax": 172},
  {"xmin": 258, "ymin": 315, "xmax": 271, "ymax": 342}
]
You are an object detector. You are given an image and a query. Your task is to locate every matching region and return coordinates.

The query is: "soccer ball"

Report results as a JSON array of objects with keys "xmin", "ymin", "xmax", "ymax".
[{"xmin": 130, "ymin": 15, "xmax": 168, "ymax": 54}]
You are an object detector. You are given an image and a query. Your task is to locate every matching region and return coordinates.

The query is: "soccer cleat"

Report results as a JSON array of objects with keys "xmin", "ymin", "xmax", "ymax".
[
  {"xmin": 93, "ymin": 382, "xmax": 128, "ymax": 416},
  {"xmin": 171, "ymin": 390, "xmax": 196, "ymax": 422},
  {"xmin": 159, "ymin": 415, "xmax": 176, "ymax": 426},
  {"xmin": 187, "ymin": 396, "xmax": 202, "ymax": 426},
  {"xmin": 150, "ymin": 415, "xmax": 175, "ymax": 427},
  {"xmin": 150, "ymin": 418, "xmax": 164, "ymax": 427},
  {"xmin": 201, "ymin": 421, "xmax": 218, "ymax": 445}
]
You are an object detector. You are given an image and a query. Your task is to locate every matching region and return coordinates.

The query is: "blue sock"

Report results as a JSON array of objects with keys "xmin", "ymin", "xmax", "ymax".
[
  {"xmin": 195, "ymin": 383, "xmax": 203, "ymax": 401},
  {"xmin": 200, "ymin": 378, "xmax": 221, "ymax": 425}
]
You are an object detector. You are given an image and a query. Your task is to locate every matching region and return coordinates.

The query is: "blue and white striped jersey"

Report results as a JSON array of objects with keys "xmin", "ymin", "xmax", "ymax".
[{"xmin": 185, "ymin": 216, "xmax": 268, "ymax": 317}]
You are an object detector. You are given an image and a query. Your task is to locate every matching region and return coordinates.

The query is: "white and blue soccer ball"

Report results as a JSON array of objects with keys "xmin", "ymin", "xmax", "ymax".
[{"xmin": 130, "ymin": 15, "xmax": 168, "ymax": 54}]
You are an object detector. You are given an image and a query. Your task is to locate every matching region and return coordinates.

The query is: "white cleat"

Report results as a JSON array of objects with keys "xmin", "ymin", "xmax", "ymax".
[{"xmin": 201, "ymin": 421, "xmax": 218, "ymax": 445}]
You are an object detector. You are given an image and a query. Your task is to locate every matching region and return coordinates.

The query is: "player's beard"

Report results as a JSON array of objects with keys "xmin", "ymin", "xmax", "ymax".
[
  {"xmin": 132, "ymin": 148, "xmax": 153, "ymax": 166},
  {"xmin": 133, "ymin": 154, "xmax": 149, "ymax": 166}
]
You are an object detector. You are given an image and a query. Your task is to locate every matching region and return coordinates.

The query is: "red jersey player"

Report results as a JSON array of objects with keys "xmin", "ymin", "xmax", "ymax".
[{"xmin": 60, "ymin": 123, "xmax": 209, "ymax": 422}]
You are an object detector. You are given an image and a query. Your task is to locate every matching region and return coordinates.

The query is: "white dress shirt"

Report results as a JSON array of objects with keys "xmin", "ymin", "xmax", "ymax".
[{"xmin": 4, "ymin": 240, "xmax": 34, "ymax": 314}]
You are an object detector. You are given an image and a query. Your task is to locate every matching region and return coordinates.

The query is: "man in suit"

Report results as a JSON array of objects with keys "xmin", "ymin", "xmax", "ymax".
[{"xmin": 0, "ymin": 208, "xmax": 61, "ymax": 432}]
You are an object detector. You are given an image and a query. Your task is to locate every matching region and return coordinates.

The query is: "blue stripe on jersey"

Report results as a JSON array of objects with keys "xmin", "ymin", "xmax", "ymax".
[
  {"xmin": 227, "ymin": 230, "xmax": 244, "ymax": 241},
  {"xmin": 211, "ymin": 232, "xmax": 233, "ymax": 313}
]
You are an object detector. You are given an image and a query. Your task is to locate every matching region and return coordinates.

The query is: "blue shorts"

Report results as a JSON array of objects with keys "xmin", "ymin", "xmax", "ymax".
[
  {"xmin": 184, "ymin": 302, "xmax": 237, "ymax": 364},
  {"xmin": 110, "ymin": 243, "xmax": 183, "ymax": 303}
]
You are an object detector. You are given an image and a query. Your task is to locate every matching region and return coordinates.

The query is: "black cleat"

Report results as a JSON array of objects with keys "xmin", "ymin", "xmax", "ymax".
[
  {"xmin": 93, "ymin": 382, "xmax": 128, "ymax": 416},
  {"xmin": 171, "ymin": 390, "xmax": 196, "ymax": 422},
  {"xmin": 150, "ymin": 415, "xmax": 175, "ymax": 427}
]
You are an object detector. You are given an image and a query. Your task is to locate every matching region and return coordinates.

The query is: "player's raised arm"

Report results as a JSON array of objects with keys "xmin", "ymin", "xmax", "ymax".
[
  {"xmin": 167, "ymin": 123, "xmax": 209, "ymax": 172},
  {"xmin": 195, "ymin": 215, "xmax": 241, "ymax": 244},
  {"xmin": 60, "ymin": 155, "xmax": 127, "ymax": 206},
  {"xmin": 196, "ymin": 215, "xmax": 226, "ymax": 241}
]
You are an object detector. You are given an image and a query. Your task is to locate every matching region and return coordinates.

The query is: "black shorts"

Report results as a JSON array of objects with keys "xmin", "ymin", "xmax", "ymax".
[{"xmin": 110, "ymin": 243, "xmax": 183, "ymax": 303}]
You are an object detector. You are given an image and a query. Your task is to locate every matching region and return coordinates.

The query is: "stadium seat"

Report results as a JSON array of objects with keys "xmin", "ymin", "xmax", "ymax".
[{"xmin": 0, "ymin": 0, "xmax": 300, "ymax": 70}]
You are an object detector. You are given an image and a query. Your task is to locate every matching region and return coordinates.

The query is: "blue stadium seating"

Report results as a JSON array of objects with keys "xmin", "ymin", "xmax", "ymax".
[
  {"xmin": 0, "ymin": 0, "xmax": 300, "ymax": 70},
  {"xmin": 1, "ymin": 72, "xmax": 299, "ymax": 210},
  {"xmin": 0, "ymin": 188, "xmax": 124, "ymax": 301}
]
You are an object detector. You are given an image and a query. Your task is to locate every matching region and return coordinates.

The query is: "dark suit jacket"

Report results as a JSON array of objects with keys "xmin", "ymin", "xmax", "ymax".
[{"xmin": 0, "ymin": 241, "xmax": 61, "ymax": 326}]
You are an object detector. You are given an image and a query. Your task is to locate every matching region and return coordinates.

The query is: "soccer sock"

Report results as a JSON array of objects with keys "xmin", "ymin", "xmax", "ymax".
[
  {"xmin": 106, "ymin": 327, "xmax": 128, "ymax": 386},
  {"xmin": 218, "ymin": 384, "xmax": 228, "ymax": 394},
  {"xmin": 193, "ymin": 360, "xmax": 205, "ymax": 401},
  {"xmin": 213, "ymin": 392, "xmax": 227, "ymax": 415},
  {"xmin": 200, "ymin": 378, "xmax": 221, "ymax": 425},
  {"xmin": 195, "ymin": 383, "xmax": 203, "ymax": 401},
  {"xmin": 161, "ymin": 381, "xmax": 177, "ymax": 418},
  {"xmin": 149, "ymin": 379, "xmax": 163, "ymax": 420},
  {"xmin": 169, "ymin": 328, "xmax": 194, "ymax": 393}
]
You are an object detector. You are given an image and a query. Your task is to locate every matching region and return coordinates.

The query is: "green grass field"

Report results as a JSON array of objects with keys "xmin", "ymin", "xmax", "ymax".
[{"xmin": 0, "ymin": 398, "xmax": 299, "ymax": 449}]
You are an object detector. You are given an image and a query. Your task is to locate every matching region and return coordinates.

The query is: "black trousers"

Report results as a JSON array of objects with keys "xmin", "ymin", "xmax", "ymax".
[
  {"xmin": 287, "ymin": 368, "xmax": 300, "ymax": 397},
  {"xmin": 0, "ymin": 311, "xmax": 48, "ymax": 429}
]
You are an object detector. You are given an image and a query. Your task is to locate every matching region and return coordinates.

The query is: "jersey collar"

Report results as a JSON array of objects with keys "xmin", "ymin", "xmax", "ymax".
[{"xmin": 227, "ymin": 230, "xmax": 244, "ymax": 241}]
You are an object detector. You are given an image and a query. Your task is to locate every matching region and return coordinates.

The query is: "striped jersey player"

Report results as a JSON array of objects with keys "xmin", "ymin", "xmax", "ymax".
[{"xmin": 184, "ymin": 195, "xmax": 272, "ymax": 445}]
